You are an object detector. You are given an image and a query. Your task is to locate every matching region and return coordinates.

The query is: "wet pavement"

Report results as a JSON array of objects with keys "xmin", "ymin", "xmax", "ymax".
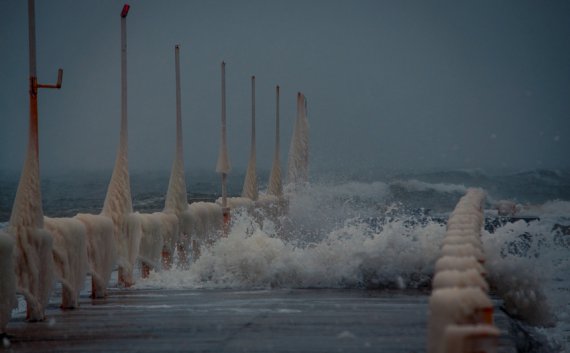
[{"xmin": 4, "ymin": 288, "xmax": 517, "ymax": 353}]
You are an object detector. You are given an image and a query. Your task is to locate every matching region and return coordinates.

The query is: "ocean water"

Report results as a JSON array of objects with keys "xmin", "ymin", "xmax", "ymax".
[{"xmin": 1, "ymin": 168, "xmax": 569, "ymax": 351}]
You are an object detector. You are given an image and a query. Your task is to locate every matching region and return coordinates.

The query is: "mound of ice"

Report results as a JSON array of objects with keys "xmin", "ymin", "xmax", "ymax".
[
  {"xmin": 74, "ymin": 213, "xmax": 116, "ymax": 298},
  {"xmin": 0, "ymin": 231, "xmax": 16, "ymax": 332},
  {"xmin": 44, "ymin": 217, "xmax": 89, "ymax": 308}
]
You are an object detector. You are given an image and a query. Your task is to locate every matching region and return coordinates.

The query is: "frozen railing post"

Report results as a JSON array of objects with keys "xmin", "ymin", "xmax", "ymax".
[
  {"xmin": 7, "ymin": 0, "xmax": 64, "ymax": 321},
  {"xmin": 162, "ymin": 44, "xmax": 187, "ymax": 269},
  {"xmin": 242, "ymin": 75, "xmax": 258, "ymax": 200},
  {"xmin": 216, "ymin": 61, "xmax": 231, "ymax": 235},
  {"xmin": 267, "ymin": 85, "xmax": 283, "ymax": 197},
  {"xmin": 0, "ymin": 231, "xmax": 16, "ymax": 333},
  {"xmin": 102, "ymin": 3, "xmax": 139, "ymax": 287},
  {"xmin": 427, "ymin": 188, "xmax": 499, "ymax": 353},
  {"xmin": 287, "ymin": 92, "xmax": 309, "ymax": 186}
]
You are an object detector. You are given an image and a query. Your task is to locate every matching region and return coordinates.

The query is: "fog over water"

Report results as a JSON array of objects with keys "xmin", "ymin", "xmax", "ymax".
[{"xmin": 1, "ymin": 0, "xmax": 569, "ymax": 176}]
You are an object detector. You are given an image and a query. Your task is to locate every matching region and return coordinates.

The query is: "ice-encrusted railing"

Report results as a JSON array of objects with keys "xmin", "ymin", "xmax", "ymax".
[{"xmin": 427, "ymin": 188, "xmax": 500, "ymax": 353}]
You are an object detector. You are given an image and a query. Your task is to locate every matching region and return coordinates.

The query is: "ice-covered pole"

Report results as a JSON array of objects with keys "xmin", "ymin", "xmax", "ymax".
[
  {"xmin": 242, "ymin": 75, "xmax": 258, "ymax": 200},
  {"xmin": 287, "ymin": 92, "xmax": 309, "ymax": 186},
  {"xmin": 102, "ymin": 4, "xmax": 134, "ymax": 286},
  {"xmin": 267, "ymin": 85, "xmax": 283, "ymax": 197},
  {"xmin": 8, "ymin": 0, "xmax": 62, "ymax": 321},
  {"xmin": 164, "ymin": 44, "xmax": 188, "ymax": 214},
  {"xmin": 120, "ymin": 4, "xmax": 129, "ymax": 152},
  {"xmin": 216, "ymin": 61, "xmax": 231, "ymax": 230}
]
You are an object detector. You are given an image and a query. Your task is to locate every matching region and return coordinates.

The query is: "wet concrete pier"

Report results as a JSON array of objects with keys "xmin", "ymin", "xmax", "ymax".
[{"xmin": 5, "ymin": 288, "xmax": 516, "ymax": 352}]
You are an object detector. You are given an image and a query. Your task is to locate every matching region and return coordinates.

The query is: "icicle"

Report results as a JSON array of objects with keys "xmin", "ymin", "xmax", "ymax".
[{"xmin": 242, "ymin": 75, "xmax": 258, "ymax": 200}]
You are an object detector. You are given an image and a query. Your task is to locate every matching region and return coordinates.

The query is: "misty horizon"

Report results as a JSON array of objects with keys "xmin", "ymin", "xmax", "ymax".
[{"xmin": 1, "ymin": 1, "xmax": 569, "ymax": 176}]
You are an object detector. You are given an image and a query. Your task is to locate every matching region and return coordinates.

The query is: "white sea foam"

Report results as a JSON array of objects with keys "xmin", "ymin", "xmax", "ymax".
[
  {"xmin": 137, "ymin": 208, "xmax": 446, "ymax": 290},
  {"xmin": 390, "ymin": 179, "xmax": 467, "ymax": 194},
  {"xmin": 482, "ymin": 218, "xmax": 569, "ymax": 351}
]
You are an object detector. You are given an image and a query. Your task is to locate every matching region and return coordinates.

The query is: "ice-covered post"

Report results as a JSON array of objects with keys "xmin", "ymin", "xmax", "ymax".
[
  {"xmin": 267, "ymin": 85, "xmax": 283, "ymax": 197},
  {"xmin": 216, "ymin": 62, "xmax": 231, "ymax": 233},
  {"xmin": 102, "ymin": 3, "xmax": 135, "ymax": 287},
  {"xmin": 120, "ymin": 4, "xmax": 129, "ymax": 147},
  {"xmin": 8, "ymin": 0, "xmax": 63, "ymax": 321},
  {"xmin": 163, "ymin": 44, "xmax": 188, "ymax": 268},
  {"xmin": 242, "ymin": 75, "xmax": 258, "ymax": 200},
  {"xmin": 287, "ymin": 92, "xmax": 309, "ymax": 186}
]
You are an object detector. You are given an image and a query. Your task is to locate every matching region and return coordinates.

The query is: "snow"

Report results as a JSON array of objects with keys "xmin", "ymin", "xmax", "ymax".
[
  {"xmin": 74, "ymin": 213, "xmax": 116, "ymax": 298},
  {"xmin": 44, "ymin": 217, "xmax": 89, "ymax": 308},
  {"xmin": 0, "ymin": 231, "xmax": 16, "ymax": 333}
]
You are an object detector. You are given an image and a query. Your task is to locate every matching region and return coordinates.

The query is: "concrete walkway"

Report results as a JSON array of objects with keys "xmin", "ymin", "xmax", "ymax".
[{"xmin": 5, "ymin": 288, "xmax": 516, "ymax": 353}]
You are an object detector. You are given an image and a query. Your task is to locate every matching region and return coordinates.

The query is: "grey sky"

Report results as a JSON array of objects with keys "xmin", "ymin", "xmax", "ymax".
[{"xmin": 1, "ymin": 0, "xmax": 569, "ymax": 176}]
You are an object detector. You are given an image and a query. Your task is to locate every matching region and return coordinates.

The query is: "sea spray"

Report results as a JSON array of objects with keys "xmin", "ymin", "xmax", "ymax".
[{"xmin": 138, "ymin": 208, "xmax": 446, "ymax": 290}]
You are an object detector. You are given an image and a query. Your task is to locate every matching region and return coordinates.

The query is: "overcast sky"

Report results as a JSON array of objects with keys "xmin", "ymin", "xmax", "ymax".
[{"xmin": 1, "ymin": 0, "xmax": 569, "ymax": 177}]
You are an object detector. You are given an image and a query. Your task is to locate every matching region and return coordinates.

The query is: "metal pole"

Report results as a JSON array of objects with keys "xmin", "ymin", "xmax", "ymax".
[
  {"xmin": 251, "ymin": 75, "xmax": 255, "ymax": 160},
  {"xmin": 221, "ymin": 62, "xmax": 227, "ymax": 210},
  {"xmin": 175, "ymin": 44, "xmax": 182, "ymax": 156},
  {"xmin": 120, "ymin": 5, "xmax": 129, "ymax": 149},
  {"xmin": 28, "ymin": 0, "xmax": 37, "ymax": 79},
  {"xmin": 27, "ymin": 0, "xmax": 39, "ymax": 158},
  {"xmin": 275, "ymin": 85, "xmax": 280, "ymax": 164}
]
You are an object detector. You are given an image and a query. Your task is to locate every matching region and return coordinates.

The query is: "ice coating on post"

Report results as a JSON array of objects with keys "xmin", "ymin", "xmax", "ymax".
[
  {"xmin": 164, "ymin": 44, "xmax": 188, "ymax": 214},
  {"xmin": 267, "ymin": 85, "xmax": 283, "ymax": 197},
  {"xmin": 216, "ymin": 62, "xmax": 231, "ymax": 175},
  {"xmin": 0, "ymin": 231, "xmax": 16, "ymax": 333},
  {"xmin": 287, "ymin": 92, "xmax": 309, "ymax": 185},
  {"xmin": 242, "ymin": 75, "xmax": 258, "ymax": 200},
  {"xmin": 44, "ymin": 217, "xmax": 89, "ymax": 308},
  {"xmin": 102, "ymin": 3, "xmax": 135, "ymax": 285},
  {"xmin": 7, "ymin": 0, "xmax": 55, "ymax": 322},
  {"xmin": 216, "ymin": 62, "xmax": 230, "ymax": 216}
]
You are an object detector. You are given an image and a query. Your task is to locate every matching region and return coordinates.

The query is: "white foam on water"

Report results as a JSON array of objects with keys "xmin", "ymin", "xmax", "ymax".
[
  {"xmin": 482, "ymin": 217, "xmax": 570, "ymax": 351},
  {"xmin": 137, "ymin": 208, "xmax": 446, "ymax": 290},
  {"xmin": 390, "ymin": 179, "xmax": 467, "ymax": 194}
]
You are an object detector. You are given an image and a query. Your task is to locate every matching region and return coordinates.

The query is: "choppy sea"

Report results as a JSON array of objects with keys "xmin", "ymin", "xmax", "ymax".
[{"xmin": 1, "ymin": 168, "xmax": 569, "ymax": 352}]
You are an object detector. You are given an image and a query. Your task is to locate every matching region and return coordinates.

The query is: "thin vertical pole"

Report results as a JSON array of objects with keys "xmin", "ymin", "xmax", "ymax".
[
  {"xmin": 221, "ymin": 62, "xmax": 227, "ymax": 210},
  {"xmin": 120, "ymin": 5, "xmax": 129, "ymax": 150},
  {"xmin": 28, "ymin": 0, "xmax": 37, "ymax": 78},
  {"xmin": 216, "ymin": 61, "xmax": 231, "ymax": 230},
  {"xmin": 28, "ymin": 0, "xmax": 39, "ymax": 158},
  {"xmin": 251, "ymin": 76, "xmax": 255, "ymax": 160},
  {"xmin": 174, "ymin": 44, "xmax": 182, "ymax": 155},
  {"xmin": 275, "ymin": 85, "xmax": 280, "ymax": 163}
]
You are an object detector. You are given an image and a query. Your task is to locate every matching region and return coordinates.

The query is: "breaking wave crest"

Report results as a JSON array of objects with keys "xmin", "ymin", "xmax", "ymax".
[{"xmin": 139, "ymin": 209, "xmax": 445, "ymax": 290}]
